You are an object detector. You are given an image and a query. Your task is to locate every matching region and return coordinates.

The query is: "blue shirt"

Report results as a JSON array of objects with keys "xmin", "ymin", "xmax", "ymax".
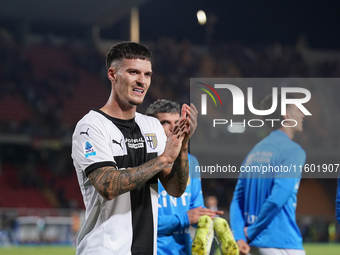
[
  {"xmin": 336, "ymin": 177, "xmax": 340, "ymax": 224},
  {"xmin": 157, "ymin": 154, "xmax": 204, "ymax": 255},
  {"xmin": 230, "ymin": 130, "xmax": 306, "ymax": 249}
]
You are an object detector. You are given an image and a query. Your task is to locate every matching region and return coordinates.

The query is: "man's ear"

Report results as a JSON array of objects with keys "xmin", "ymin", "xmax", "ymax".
[
  {"xmin": 283, "ymin": 107, "xmax": 292, "ymax": 120},
  {"xmin": 107, "ymin": 67, "xmax": 116, "ymax": 82}
]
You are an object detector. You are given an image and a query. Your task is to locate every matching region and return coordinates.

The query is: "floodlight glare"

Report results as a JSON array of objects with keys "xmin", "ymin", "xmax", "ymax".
[{"xmin": 197, "ymin": 10, "xmax": 207, "ymax": 25}]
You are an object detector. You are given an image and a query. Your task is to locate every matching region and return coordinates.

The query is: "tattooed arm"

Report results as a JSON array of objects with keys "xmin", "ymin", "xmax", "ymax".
[
  {"xmin": 158, "ymin": 147, "xmax": 189, "ymax": 197},
  {"xmin": 88, "ymin": 156, "xmax": 170, "ymax": 200},
  {"xmin": 158, "ymin": 104, "xmax": 197, "ymax": 197},
  {"xmin": 88, "ymin": 118, "xmax": 187, "ymax": 200}
]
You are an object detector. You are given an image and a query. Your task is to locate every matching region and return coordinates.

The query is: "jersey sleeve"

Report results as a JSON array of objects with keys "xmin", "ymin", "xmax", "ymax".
[
  {"xmin": 246, "ymin": 147, "xmax": 306, "ymax": 241},
  {"xmin": 157, "ymin": 213, "xmax": 189, "ymax": 235},
  {"xmin": 155, "ymin": 118, "xmax": 167, "ymax": 156},
  {"xmin": 157, "ymin": 180, "xmax": 190, "ymax": 235},
  {"xmin": 72, "ymin": 120, "xmax": 116, "ymax": 176}
]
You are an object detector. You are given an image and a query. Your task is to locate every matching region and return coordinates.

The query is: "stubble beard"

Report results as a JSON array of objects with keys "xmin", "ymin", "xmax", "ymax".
[
  {"xmin": 129, "ymin": 101, "xmax": 141, "ymax": 106},
  {"xmin": 128, "ymin": 98, "xmax": 143, "ymax": 106}
]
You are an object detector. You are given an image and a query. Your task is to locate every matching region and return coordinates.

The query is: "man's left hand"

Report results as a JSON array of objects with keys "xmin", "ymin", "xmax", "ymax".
[{"xmin": 180, "ymin": 103, "xmax": 197, "ymax": 147}]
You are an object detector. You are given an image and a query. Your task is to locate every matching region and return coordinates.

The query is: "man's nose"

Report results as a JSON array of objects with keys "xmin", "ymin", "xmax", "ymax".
[
  {"xmin": 169, "ymin": 123, "xmax": 175, "ymax": 132},
  {"xmin": 137, "ymin": 74, "xmax": 146, "ymax": 85}
]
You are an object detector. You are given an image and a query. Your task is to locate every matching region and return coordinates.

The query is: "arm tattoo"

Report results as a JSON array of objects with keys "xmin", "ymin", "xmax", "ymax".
[
  {"xmin": 88, "ymin": 157, "xmax": 167, "ymax": 200},
  {"xmin": 175, "ymin": 148, "xmax": 189, "ymax": 192},
  {"xmin": 165, "ymin": 148, "xmax": 189, "ymax": 195}
]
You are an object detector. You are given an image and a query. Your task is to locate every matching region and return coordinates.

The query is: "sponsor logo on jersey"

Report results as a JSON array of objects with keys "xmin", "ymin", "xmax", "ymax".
[
  {"xmin": 84, "ymin": 141, "xmax": 96, "ymax": 158},
  {"xmin": 125, "ymin": 137, "xmax": 145, "ymax": 149},
  {"xmin": 112, "ymin": 138, "xmax": 123, "ymax": 149},
  {"xmin": 80, "ymin": 128, "xmax": 90, "ymax": 136},
  {"xmin": 145, "ymin": 133, "xmax": 158, "ymax": 149}
]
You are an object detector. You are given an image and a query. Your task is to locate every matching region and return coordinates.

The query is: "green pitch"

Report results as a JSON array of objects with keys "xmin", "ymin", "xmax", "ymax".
[
  {"xmin": 304, "ymin": 243, "xmax": 340, "ymax": 255},
  {"xmin": 0, "ymin": 246, "xmax": 76, "ymax": 255},
  {"xmin": 0, "ymin": 243, "xmax": 339, "ymax": 254}
]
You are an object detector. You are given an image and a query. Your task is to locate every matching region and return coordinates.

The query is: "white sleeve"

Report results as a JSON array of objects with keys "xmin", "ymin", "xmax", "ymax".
[
  {"xmin": 72, "ymin": 121, "xmax": 116, "ymax": 176},
  {"xmin": 155, "ymin": 120, "xmax": 167, "ymax": 156}
]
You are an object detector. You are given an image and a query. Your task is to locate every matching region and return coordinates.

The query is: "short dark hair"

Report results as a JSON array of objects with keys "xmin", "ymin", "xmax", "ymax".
[
  {"xmin": 106, "ymin": 41, "xmax": 152, "ymax": 69},
  {"xmin": 261, "ymin": 93, "xmax": 296, "ymax": 130},
  {"xmin": 146, "ymin": 99, "xmax": 181, "ymax": 117}
]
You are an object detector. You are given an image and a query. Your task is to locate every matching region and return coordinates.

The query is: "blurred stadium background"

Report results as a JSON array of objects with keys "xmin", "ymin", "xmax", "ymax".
[{"xmin": 0, "ymin": 0, "xmax": 340, "ymax": 252}]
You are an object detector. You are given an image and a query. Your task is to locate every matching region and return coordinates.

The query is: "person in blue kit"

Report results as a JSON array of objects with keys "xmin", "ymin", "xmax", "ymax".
[
  {"xmin": 230, "ymin": 93, "xmax": 307, "ymax": 255},
  {"xmin": 146, "ymin": 99, "xmax": 223, "ymax": 255},
  {"xmin": 336, "ymin": 178, "xmax": 340, "ymax": 224}
]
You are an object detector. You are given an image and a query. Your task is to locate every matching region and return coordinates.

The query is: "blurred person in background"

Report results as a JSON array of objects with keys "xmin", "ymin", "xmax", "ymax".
[
  {"xmin": 335, "ymin": 178, "xmax": 340, "ymax": 224},
  {"xmin": 72, "ymin": 42, "xmax": 197, "ymax": 255},
  {"xmin": 230, "ymin": 93, "xmax": 306, "ymax": 255},
  {"xmin": 146, "ymin": 99, "xmax": 223, "ymax": 255},
  {"xmin": 206, "ymin": 195, "xmax": 219, "ymax": 212}
]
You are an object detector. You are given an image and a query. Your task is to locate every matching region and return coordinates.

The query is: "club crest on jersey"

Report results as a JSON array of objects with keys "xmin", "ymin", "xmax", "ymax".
[
  {"xmin": 84, "ymin": 141, "xmax": 96, "ymax": 158},
  {"xmin": 145, "ymin": 133, "xmax": 158, "ymax": 149}
]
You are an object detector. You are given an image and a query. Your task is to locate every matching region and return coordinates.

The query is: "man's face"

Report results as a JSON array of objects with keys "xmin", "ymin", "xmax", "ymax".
[
  {"xmin": 155, "ymin": 112, "xmax": 180, "ymax": 134},
  {"xmin": 111, "ymin": 58, "xmax": 152, "ymax": 108},
  {"xmin": 286, "ymin": 104, "xmax": 305, "ymax": 132}
]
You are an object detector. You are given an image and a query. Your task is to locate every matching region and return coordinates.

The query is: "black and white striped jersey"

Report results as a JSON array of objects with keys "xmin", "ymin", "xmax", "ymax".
[{"xmin": 72, "ymin": 109, "xmax": 166, "ymax": 255}]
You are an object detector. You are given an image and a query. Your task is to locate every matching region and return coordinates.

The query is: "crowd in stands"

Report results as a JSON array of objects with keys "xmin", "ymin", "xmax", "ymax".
[{"xmin": 1, "ymin": 29, "xmax": 340, "ymax": 144}]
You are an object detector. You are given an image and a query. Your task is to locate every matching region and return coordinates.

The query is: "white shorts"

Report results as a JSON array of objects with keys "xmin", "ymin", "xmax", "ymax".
[{"xmin": 248, "ymin": 247, "xmax": 306, "ymax": 255}]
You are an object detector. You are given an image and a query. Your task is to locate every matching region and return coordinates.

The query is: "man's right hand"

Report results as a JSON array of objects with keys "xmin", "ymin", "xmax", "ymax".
[
  {"xmin": 237, "ymin": 239, "xmax": 250, "ymax": 255},
  {"xmin": 186, "ymin": 206, "xmax": 224, "ymax": 225}
]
